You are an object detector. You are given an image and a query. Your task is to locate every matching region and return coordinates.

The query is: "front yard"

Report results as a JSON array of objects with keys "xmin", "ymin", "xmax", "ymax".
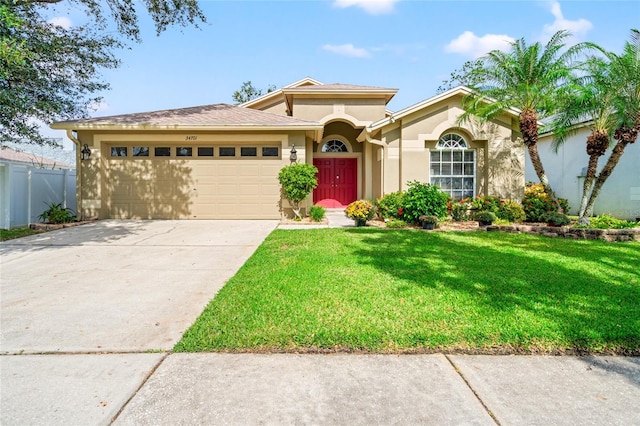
[{"xmin": 175, "ymin": 229, "xmax": 640, "ymax": 355}]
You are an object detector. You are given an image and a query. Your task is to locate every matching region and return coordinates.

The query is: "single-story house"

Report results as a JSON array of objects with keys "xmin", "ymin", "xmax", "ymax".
[
  {"xmin": 531, "ymin": 125, "xmax": 640, "ymax": 221},
  {"xmin": 52, "ymin": 77, "xmax": 525, "ymax": 220}
]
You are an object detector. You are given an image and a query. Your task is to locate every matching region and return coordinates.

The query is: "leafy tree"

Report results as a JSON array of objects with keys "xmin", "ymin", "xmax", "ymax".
[
  {"xmin": 232, "ymin": 80, "xmax": 276, "ymax": 104},
  {"xmin": 436, "ymin": 59, "xmax": 483, "ymax": 93},
  {"xmin": 458, "ymin": 30, "xmax": 587, "ymax": 209},
  {"xmin": 278, "ymin": 163, "xmax": 318, "ymax": 219},
  {"xmin": 1, "ymin": 0, "xmax": 206, "ymax": 146}
]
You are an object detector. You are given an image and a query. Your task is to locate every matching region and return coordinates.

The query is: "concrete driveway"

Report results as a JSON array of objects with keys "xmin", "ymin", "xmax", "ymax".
[
  {"xmin": 1, "ymin": 220, "xmax": 277, "ymax": 425},
  {"xmin": 1, "ymin": 220, "xmax": 277, "ymax": 354}
]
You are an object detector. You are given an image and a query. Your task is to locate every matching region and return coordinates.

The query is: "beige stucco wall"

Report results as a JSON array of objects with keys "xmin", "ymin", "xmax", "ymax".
[
  {"xmin": 380, "ymin": 95, "xmax": 524, "ymax": 200},
  {"xmin": 74, "ymin": 129, "xmax": 307, "ymax": 220},
  {"xmin": 291, "ymin": 97, "xmax": 387, "ymax": 125},
  {"xmin": 254, "ymin": 98, "xmax": 288, "ymax": 116}
]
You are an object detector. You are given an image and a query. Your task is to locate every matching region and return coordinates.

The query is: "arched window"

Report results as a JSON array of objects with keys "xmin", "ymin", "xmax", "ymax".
[
  {"xmin": 430, "ymin": 133, "xmax": 475, "ymax": 201},
  {"xmin": 437, "ymin": 133, "xmax": 468, "ymax": 149},
  {"xmin": 321, "ymin": 139, "xmax": 349, "ymax": 153}
]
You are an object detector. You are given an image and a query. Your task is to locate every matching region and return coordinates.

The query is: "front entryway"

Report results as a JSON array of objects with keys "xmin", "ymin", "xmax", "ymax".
[{"xmin": 313, "ymin": 158, "xmax": 357, "ymax": 208}]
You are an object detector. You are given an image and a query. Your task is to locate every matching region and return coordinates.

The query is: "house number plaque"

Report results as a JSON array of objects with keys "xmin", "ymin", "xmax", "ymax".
[{"xmin": 185, "ymin": 136, "xmax": 198, "ymax": 141}]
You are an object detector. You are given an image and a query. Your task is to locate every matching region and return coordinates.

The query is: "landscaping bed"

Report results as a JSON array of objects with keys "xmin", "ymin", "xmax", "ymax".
[
  {"xmin": 487, "ymin": 224, "xmax": 640, "ymax": 242},
  {"xmin": 29, "ymin": 217, "xmax": 98, "ymax": 231}
]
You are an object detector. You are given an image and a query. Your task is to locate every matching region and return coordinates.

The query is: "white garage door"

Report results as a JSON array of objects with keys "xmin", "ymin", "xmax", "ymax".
[{"xmin": 105, "ymin": 144, "xmax": 282, "ymax": 219}]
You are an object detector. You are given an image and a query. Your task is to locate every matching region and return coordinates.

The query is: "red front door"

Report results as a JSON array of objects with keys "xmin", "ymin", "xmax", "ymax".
[{"xmin": 313, "ymin": 158, "xmax": 357, "ymax": 208}]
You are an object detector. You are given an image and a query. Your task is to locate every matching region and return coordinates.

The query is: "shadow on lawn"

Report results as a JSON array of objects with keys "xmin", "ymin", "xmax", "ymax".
[{"xmin": 348, "ymin": 229, "xmax": 640, "ymax": 356}]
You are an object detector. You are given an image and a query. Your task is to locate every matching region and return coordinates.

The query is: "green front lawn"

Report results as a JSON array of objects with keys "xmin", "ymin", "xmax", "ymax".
[{"xmin": 175, "ymin": 229, "xmax": 640, "ymax": 354}]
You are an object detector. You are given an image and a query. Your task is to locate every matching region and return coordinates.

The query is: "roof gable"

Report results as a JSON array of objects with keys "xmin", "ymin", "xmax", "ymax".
[
  {"xmin": 368, "ymin": 86, "xmax": 520, "ymax": 132},
  {"xmin": 240, "ymin": 77, "xmax": 323, "ymax": 109}
]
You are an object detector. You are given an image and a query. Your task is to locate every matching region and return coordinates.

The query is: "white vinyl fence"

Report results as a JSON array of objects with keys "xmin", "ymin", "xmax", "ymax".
[{"xmin": 0, "ymin": 163, "xmax": 76, "ymax": 229}]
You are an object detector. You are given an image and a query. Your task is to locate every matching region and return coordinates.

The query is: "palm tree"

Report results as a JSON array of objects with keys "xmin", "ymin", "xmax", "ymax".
[
  {"xmin": 582, "ymin": 29, "xmax": 640, "ymax": 219},
  {"xmin": 549, "ymin": 56, "xmax": 618, "ymax": 223},
  {"xmin": 459, "ymin": 30, "xmax": 586, "ymax": 209}
]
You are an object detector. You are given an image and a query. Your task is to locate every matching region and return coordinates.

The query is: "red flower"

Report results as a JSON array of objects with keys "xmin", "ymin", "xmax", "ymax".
[{"xmin": 398, "ymin": 207, "xmax": 403, "ymax": 216}]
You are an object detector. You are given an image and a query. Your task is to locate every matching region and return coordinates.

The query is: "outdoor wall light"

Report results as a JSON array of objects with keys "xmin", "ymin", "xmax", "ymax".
[
  {"xmin": 80, "ymin": 144, "xmax": 91, "ymax": 160},
  {"xmin": 289, "ymin": 145, "xmax": 297, "ymax": 163}
]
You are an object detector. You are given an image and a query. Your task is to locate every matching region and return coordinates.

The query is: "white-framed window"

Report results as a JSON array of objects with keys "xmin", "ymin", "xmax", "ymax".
[{"xmin": 430, "ymin": 134, "xmax": 475, "ymax": 201}]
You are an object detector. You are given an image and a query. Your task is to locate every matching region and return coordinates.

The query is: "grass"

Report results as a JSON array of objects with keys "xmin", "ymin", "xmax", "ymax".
[
  {"xmin": 175, "ymin": 229, "xmax": 640, "ymax": 355},
  {"xmin": 0, "ymin": 227, "xmax": 43, "ymax": 241}
]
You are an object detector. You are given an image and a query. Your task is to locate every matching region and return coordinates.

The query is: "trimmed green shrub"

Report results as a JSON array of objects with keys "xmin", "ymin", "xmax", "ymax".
[
  {"xmin": 308, "ymin": 205, "xmax": 325, "ymax": 222},
  {"xmin": 401, "ymin": 181, "xmax": 450, "ymax": 225},
  {"xmin": 475, "ymin": 211, "xmax": 497, "ymax": 224},
  {"xmin": 522, "ymin": 182, "xmax": 569, "ymax": 222},
  {"xmin": 375, "ymin": 191, "xmax": 405, "ymax": 220},
  {"xmin": 543, "ymin": 211, "xmax": 570, "ymax": 226}
]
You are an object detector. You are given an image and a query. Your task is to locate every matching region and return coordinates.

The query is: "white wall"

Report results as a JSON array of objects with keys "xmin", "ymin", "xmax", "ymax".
[
  {"xmin": 0, "ymin": 163, "xmax": 76, "ymax": 229},
  {"xmin": 527, "ymin": 127, "xmax": 640, "ymax": 220}
]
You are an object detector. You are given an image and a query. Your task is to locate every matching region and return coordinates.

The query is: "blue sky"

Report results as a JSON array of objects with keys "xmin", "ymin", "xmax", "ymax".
[{"xmin": 41, "ymin": 0, "xmax": 639, "ymax": 149}]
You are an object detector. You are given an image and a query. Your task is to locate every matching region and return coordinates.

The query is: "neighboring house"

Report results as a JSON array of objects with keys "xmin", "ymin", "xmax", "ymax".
[
  {"xmin": 0, "ymin": 146, "xmax": 76, "ymax": 228},
  {"xmin": 51, "ymin": 77, "xmax": 525, "ymax": 220},
  {"xmin": 531, "ymin": 126, "xmax": 640, "ymax": 221}
]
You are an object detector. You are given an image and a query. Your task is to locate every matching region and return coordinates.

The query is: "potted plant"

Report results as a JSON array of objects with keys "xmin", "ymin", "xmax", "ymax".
[
  {"xmin": 543, "ymin": 211, "xmax": 570, "ymax": 227},
  {"xmin": 475, "ymin": 211, "xmax": 497, "ymax": 227},
  {"xmin": 345, "ymin": 200, "xmax": 375, "ymax": 226},
  {"xmin": 419, "ymin": 215, "xmax": 439, "ymax": 230}
]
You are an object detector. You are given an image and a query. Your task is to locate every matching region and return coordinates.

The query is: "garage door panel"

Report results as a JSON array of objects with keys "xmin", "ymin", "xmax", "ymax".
[
  {"xmin": 238, "ymin": 165, "xmax": 260, "ymax": 176},
  {"xmin": 193, "ymin": 185, "xmax": 217, "ymax": 197},
  {"xmin": 107, "ymin": 149, "xmax": 281, "ymax": 219},
  {"xmin": 238, "ymin": 184, "xmax": 261, "ymax": 196},
  {"xmin": 216, "ymin": 184, "xmax": 238, "ymax": 195}
]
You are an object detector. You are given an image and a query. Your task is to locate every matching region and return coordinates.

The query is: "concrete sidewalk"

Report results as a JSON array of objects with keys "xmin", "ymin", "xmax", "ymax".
[
  {"xmin": 113, "ymin": 354, "xmax": 640, "ymax": 425},
  {"xmin": 2, "ymin": 352, "xmax": 638, "ymax": 425}
]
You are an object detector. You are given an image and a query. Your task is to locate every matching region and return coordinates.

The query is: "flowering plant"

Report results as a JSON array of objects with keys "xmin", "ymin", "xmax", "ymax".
[
  {"xmin": 345, "ymin": 200, "xmax": 375, "ymax": 222},
  {"xmin": 522, "ymin": 183, "xmax": 569, "ymax": 222}
]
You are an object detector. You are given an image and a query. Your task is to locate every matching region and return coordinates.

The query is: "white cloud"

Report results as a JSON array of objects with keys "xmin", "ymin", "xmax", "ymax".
[
  {"xmin": 48, "ymin": 16, "xmax": 72, "ymax": 30},
  {"xmin": 445, "ymin": 31, "xmax": 515, "ymax": 58},
  {"xmin": 540, "ymin": 1, "xmax": 592, "ymax": 41},
  {"xmin": 322, "ymin": 43, "xmax": 372, "ymax": 58},
  {"xmin": 333, "ymin": 0, "xmax": 399, "ymax": 15}
]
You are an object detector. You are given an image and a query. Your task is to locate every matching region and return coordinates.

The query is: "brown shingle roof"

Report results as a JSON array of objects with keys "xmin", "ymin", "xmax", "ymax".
[{"xmin": 53, "ymin": 104, "xmax": 321, "ymax": 128}]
